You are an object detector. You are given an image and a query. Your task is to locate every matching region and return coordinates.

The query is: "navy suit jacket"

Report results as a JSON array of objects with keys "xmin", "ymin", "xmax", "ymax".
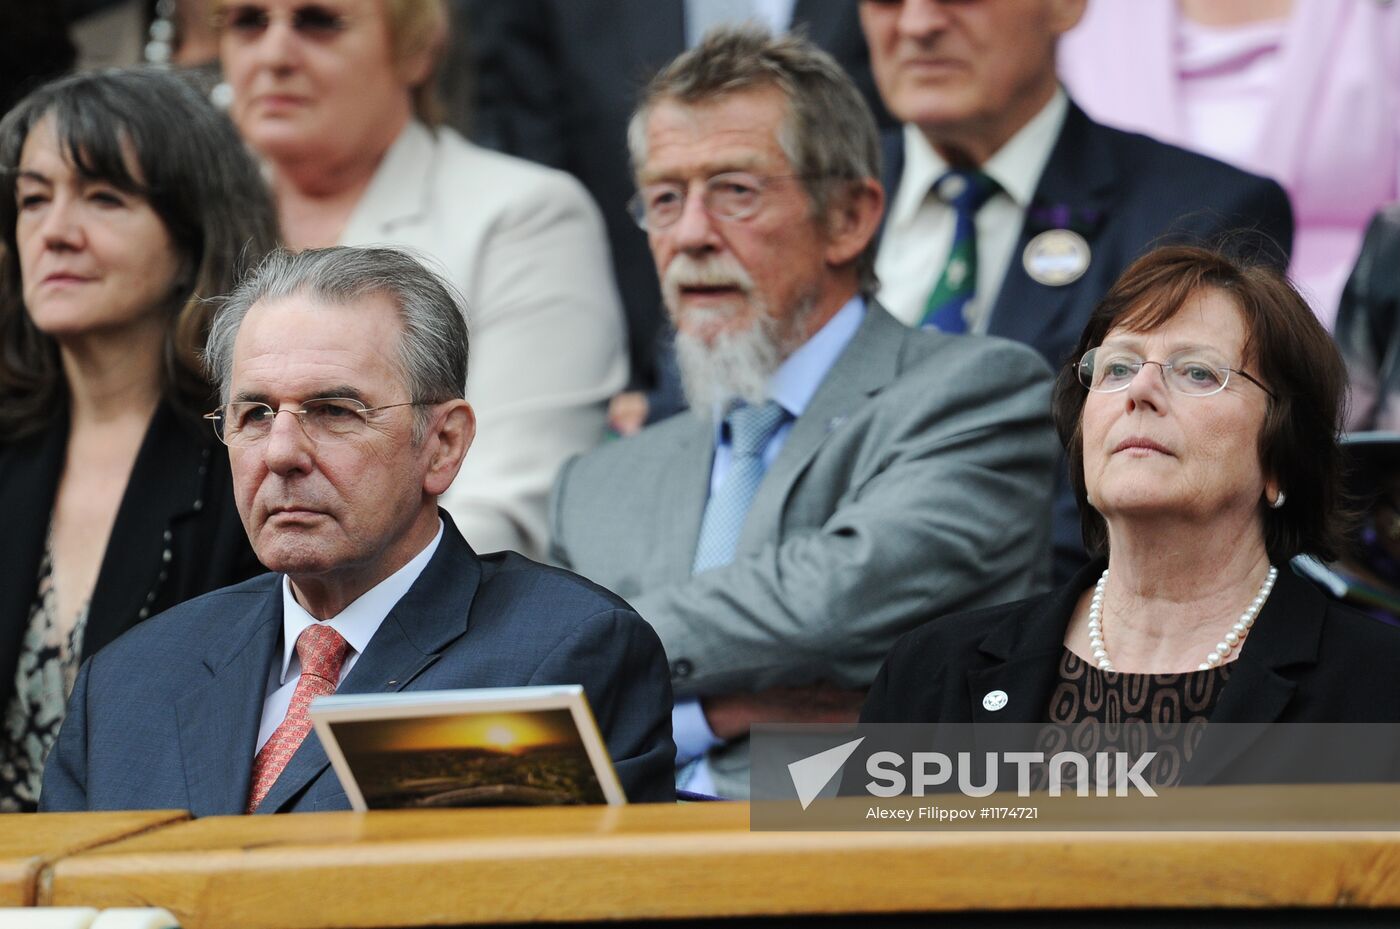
[
  {"xmin": 882, "ymin": 101, "xmax": 1295, "ymax": 580},
  {"xmin": 40, "ymin": 514, "xmax": 676, "ymax": 814}
]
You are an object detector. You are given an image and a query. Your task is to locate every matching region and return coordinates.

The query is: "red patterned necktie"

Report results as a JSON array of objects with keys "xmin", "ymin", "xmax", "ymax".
[{"xmin": 246, "ymin": 623, "xmax": 350, "ymax": 813}]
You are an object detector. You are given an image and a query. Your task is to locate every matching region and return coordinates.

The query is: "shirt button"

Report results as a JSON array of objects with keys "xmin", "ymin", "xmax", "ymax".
[{"xmin": 671, "ymin": 659, "xmax": 693, "ymax": 680}]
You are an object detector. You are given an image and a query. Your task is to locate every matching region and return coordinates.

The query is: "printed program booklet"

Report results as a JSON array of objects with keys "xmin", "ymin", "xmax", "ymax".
[{"xmin": 309, "ymin": 685, "xmax": 625, "ymax": 810}]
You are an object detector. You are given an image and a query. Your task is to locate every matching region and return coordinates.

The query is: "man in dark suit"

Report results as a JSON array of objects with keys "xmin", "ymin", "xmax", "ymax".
[
  {"xmin": 859, "ymin": 0, "xmax": 1294, "ymax": 581},
  {"xmin": 40, "ymin": 247, "xmax": 675, "ymax": 815},
  {"xmin": 550, "ymin": 30, "xmax": 1058, "ymax": 798},
  {"xmin": 466, "ymin": 0, "xmax": 895, "ymax": 416}
]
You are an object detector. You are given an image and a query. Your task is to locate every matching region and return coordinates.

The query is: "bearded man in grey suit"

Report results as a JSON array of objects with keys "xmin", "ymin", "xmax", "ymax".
[{"xmin": 549, "ymin": 29, "xmax": 1058, "ymax": 799}]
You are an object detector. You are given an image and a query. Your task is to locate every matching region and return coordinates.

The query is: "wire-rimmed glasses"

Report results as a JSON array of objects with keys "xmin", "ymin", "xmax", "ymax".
[
  {"xmin": 627, "ymin": 172, "xmax": 806, "ymax": 231},
  {"xmin": 1077, "ymin": 347, "xmax": 1276, "ymax": 399},
  {"xmin": 204, "ymin": 397, "xmax": 425, "ymax": 446}
]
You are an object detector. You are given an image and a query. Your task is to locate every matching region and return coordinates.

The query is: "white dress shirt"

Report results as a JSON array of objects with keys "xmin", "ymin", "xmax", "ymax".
[
  {"xmin": 875, "ymin": 90, "xmax": 1069, "ymax": 333},
  {"xmin": 255, "ymin": 521, "xmax": 445, "ymax": 752}
]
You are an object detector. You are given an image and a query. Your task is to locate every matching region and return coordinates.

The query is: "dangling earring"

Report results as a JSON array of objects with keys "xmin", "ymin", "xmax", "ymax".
[{"xmin": 1268, "ymin": 490, "xmax": 1286, "ymax": 510}]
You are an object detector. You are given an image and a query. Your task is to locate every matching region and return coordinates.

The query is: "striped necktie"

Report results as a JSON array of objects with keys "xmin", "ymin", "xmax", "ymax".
[{"xmin": 919, "ymin": 168, "xmax": 1000, "ymax": 333}]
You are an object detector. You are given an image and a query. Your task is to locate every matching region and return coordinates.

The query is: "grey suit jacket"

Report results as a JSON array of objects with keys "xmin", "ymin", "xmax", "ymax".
[
  {"xmin": 40, "ymin": 514, "xmax": 676, "ymax": 814},
  {"xmin": 549, "ymin": 304, "xmax": 1058, "ymax": 796}
]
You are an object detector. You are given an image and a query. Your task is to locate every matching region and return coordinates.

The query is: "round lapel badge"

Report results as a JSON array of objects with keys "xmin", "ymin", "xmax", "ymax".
[
  {"xmin": 1023, "ymin": 229, "xmax": 1091, "ymax": 287},
  {"xmin": 982, "ymin": 690, "xmax": 1009, "ymax": 712}
]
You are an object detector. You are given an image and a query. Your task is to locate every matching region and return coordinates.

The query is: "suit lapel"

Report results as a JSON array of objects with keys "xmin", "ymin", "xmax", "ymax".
[
  {"xmin": 967, "ymin": 570, "xmax": 1085, "ymax": 726},
  {"xmin": 653, "ymin": 417, "xmax": 717, "ymax": 581},
  {"xmin": 1182, "ymin": 570, "xmax": 1320, "ymax": 785},
  {"xmin": 341, "ymin": 121, "xmax": 434, "ymax": 244},
  {"xmin": 175, "ymin": 587, "xmax": 282, "ymax": 817},
  {"xmin": 255, "ymin": 518, "xmax": 483, "ymax": 813},
  {"xmin": 987, "ymin": 104, "xmax": 1116, "ymax": 367},
  {"xmin": 0, "ymin": 416, "xmax": 66, "ymax": 697},
  {"xmin": 85, "ymin": 403, "xmax": 211, "ymax": 660},
  {"xmin": 738, "ymin": 306, "xmax": 907, "ymax": 550},
  {"xmin": 876, "ymin": 128, "xmax": 905, "ymax": 245}
]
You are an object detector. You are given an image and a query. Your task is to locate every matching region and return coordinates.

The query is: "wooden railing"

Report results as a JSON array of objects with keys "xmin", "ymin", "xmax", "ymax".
[{"xmin": 5, "ymin": 787, "xmax": 1400, "ymax": 928}]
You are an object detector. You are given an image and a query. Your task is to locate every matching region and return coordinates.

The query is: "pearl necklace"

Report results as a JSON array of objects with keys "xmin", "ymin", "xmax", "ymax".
[{"xmin": 1086, "ymin": 565, "xmax": 1279, "ymax": 673}]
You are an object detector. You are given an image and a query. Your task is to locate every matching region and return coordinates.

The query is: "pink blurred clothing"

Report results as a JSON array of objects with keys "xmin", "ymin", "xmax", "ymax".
[{"xmin": 1058, "ymin": 0, "xmax": 1400, "ymax": 326}]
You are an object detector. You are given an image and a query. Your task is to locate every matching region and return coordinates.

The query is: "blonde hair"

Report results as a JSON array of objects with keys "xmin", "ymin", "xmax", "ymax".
[{"xmin": 383, "ymin": 0, "xmax": 447, "ymax": 125}]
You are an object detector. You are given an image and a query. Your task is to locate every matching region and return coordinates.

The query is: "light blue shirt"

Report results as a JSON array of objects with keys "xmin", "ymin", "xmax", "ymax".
[
  {"xmin": 684, "ymin": 0, "xmax": 797, "ymax": 47},
  {"xmin": 674, "ymin": 296, "xmax": 866, "ymax": 786}
]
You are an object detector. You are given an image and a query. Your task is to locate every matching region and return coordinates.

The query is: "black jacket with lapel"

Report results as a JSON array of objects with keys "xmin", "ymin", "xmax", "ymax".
[
  {"xmin": 0, "ymin": 402, "xmax": 260, "ymax": 705},
  {"xmin": 861, "ymin": 560, "xmax": 1400, "ymax": 785}
]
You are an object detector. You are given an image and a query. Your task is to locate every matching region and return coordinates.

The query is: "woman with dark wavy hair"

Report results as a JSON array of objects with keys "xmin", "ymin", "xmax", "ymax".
[
  {"xmin": 860, "ymin": 245, "xmax": 1400, "ymax": 787},
  {"xmin": 0, "ymin": 68, "xmax": 278, "ymax": 810}
]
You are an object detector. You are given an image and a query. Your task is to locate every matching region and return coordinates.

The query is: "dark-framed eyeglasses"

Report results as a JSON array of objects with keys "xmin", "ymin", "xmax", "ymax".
[
  {"xmin": 204, "ymin": 397, "xmax": 425, "ymax": 446},
  {"xmin": 1077, "ymin": 346, "xmax": 1276, "ymax": 399},
  {"xmin": 627, "ymin": 172, "xmax": 807, "ymax": 231}
]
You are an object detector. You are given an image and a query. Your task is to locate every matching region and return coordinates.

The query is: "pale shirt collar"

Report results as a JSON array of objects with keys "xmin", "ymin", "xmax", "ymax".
[
  {"xmin": 709, "ymin": 294, "xmax": 866, "ymax": 436},
  {"xmin": 275, "ymin": 518, "xmax": 445, "ymax": 686},
  {"xmin": 888, "ymin": 88, "xmax": 1069, "ymax": 229}
]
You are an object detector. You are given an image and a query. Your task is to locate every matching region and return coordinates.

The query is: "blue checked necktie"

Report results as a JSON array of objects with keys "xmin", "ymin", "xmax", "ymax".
[
  {"xmin": 691, "ymin": 400, "xmax": 788, "ymax": 574},
  {"xmin": 919, "ymin": 169, "xmax": 1000, "ymax": 333},
  {"xmin": 678, "ymin": 399, "xmax": 786, "ymax": 794}
]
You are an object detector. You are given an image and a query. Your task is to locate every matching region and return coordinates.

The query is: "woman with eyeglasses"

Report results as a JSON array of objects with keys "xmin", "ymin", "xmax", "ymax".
[
  {"xmin": 214, "ymin": 0, "xmax": 627, "ymax": 561},
  {"xmin": 0, "ymin": 69, "xmax": 278, "ymax": 810},
  {"xmin": 858, "ymin": 245, "xmax": 1400, "ymax": 786}
]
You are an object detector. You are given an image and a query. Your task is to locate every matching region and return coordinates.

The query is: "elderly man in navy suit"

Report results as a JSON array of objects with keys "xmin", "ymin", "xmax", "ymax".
[
  {"xmin": 859, "ymin": 0, "xmax": 1294, "ymax": 581},
  {"xmin": 41, "ymin": 247, "xmax": 675, "ymax": 814}
]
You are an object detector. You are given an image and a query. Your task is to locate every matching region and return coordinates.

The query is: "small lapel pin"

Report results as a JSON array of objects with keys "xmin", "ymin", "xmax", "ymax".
[{"xmin": 982, "ymin": 690, "xmax": 1009, "ymax": 712}]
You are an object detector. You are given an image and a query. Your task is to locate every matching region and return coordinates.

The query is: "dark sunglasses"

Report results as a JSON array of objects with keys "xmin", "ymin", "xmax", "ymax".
[{"xmin": 217, "ymin": 4, "xmax": 349, "ymax": 38}]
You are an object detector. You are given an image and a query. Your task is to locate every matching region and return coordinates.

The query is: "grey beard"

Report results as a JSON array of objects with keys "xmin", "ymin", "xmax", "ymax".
[
  {"xmin": 675, "ymin": 312, "xmax": 782, "ymax": 416},
  {"xmin": 673, "ymin": 291, "xmax": 819, "ymax": 419}
]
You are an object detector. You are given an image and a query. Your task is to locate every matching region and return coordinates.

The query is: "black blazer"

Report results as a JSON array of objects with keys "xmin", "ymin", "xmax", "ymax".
[
  {"xmin": 0, "ymin": 402, "xmax": 262, "ymax": 698},
  {"xmin": 861, "ymin": 560, "xmax": 1400, "ymax": 784}
]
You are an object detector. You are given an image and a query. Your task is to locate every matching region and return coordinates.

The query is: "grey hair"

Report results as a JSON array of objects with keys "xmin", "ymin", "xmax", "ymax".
[
  {"xmin": 205, "ymin": 247, "xmax": 468, "ymax": 442},
  {"xmin": 627, "ymin": 26, "xmax": 882, "ymax": 294}
]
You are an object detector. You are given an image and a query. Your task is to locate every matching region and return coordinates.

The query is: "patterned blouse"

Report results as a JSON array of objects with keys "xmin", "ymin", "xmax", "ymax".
[
  {"xmin": 1034, "ymin": 647, "xmax": 1232, "ymax": 791},
  {"xmin": 0, "ymin": 537, "xmax": 89, "ymax": 812}
]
